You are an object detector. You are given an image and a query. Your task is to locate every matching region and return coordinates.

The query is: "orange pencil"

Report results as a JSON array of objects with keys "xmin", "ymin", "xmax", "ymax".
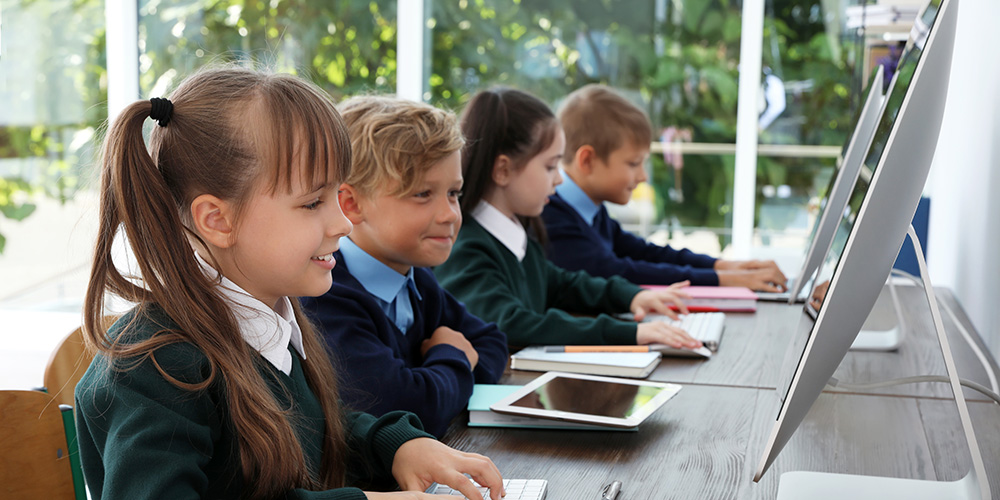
[{"xmin": 544, "ymin": 345, "xmax": 652, "ymax": 353}]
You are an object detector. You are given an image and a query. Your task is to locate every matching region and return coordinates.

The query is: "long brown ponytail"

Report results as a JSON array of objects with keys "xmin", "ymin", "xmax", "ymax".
[
  {"xmin": 83, "ymin": 67, "xmax": 350, "ymax": 497},
  {"xmin": 458, "ymin": 88, "xmax": 560, "ymax": 244}
]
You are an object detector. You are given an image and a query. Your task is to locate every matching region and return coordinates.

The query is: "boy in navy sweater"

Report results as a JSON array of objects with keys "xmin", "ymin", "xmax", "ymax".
[
  {"xmin": 302, "ymin": 96, "xmax": 507, "ymax": 437},
  {"xmin": 542, "ymin": 84, "xmax": 788, "ymax": 292}
]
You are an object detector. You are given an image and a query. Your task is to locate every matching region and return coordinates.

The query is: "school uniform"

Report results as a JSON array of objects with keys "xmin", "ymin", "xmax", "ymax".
[
  {"xmin": 541, "ymin": 174, "xmax": 719, "ymax": 286},
  {"xmin": 301, "ymin": 238, "xmax": 508, "ymax": 437},
  {"xmin": 434, "ymin": 201, "xmax": 642, "ymax": 347},
  {"xmin": 75, "ymin": 259, "xmax": 433, "ymax": 500}
]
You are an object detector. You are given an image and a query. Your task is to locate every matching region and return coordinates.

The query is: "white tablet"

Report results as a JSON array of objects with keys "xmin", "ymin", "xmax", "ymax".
[{"xmin": 490, "ymin": 371, "xmax": 682, "ymax": 429}]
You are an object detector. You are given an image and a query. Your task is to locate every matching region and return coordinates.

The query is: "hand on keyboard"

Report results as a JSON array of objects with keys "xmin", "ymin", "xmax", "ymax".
[
  {"xmin": 630, "ymin": 281, "xmax": 691, "ymax": 321},
  {"xmin": 390, "ymin": 438, "xmax": 504, "ymax": 500},
  {"xmin": 646, "ymin": 312, "xmax": 726, "ymax": 352},
  {"xmin": 637, "ymin": 320, "xmax": 702, "ymax": 349}
]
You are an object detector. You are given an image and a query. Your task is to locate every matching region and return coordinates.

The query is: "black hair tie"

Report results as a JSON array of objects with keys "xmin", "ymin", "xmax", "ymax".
[{"xmin": 149, "ymin": 97, "xmax": 173, "ymax": 127}]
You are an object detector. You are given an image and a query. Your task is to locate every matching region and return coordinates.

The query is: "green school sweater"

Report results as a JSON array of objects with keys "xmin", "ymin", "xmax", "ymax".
[
  {"xmin": 434, "ymin": 218, "xmax": 642, "ymax": 346},
  {"xmin": 75, "ymin": 306, "xmax": 433, "ymax": 500}
]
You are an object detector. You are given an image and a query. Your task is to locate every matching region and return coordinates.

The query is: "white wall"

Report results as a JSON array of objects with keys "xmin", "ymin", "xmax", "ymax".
[{"xmin": 926, "ymin": 0, "xmax": 1000, "ymax": 359}]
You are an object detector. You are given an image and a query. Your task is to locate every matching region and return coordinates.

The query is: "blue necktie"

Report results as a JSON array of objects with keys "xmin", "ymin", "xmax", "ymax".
[{"xmin": 390, "ymin": 280, "xmax": 415, "ymax": 333}]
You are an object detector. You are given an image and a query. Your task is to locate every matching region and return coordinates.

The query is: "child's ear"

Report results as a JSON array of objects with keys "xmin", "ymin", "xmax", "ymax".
[
  {"xmin": 338, "ymin": 183, "xmax": 367, "ymax": 225},
  {"xmin": 575, "ymin": 145, "xmax": 598, "ymax": 175},
  {"xmin": 190, "ymin": 194, "xmax": 235, "ymax": 249},
  {"xmin": 492, "ymin": 154, "xmax": 513, "ymax": 187}
]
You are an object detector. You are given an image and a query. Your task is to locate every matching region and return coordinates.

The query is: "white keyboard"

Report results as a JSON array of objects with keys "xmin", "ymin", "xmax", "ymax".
[
  {"xmin": 646, "ymin": 312, "xmax": 726, "ymax": 351},
  {"xmin": 425, "ymin": 478, "xmax": 547, "ymax": 500}
]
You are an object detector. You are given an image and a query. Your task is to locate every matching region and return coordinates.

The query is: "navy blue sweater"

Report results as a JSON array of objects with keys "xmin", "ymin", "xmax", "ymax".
[
  {"xmin": 302, "ymin": 253, "xmax": 508, "ymax": 437},
  {"xmin": 542, "ymin": 193, "xmax": 720, "ymax": 286}
]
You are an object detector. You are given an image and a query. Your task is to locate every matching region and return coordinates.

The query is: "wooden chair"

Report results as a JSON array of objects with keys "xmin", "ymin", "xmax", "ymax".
[
  {"xmin": 0, "ymin": 390, "xmax": 86, "ymax": 500},
  {"xmin": 43, "ymin": 315, "xmax": 118, "ymax": 408}
]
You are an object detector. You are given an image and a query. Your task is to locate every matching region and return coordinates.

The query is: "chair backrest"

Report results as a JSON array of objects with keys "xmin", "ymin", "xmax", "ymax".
[
  {"xmin": 0, "ymin": 390, "xmax": 85, "ymax": 500},
  {"xmin": 43, "ymin": 315, "xmax": 118, "ymax": 407}
]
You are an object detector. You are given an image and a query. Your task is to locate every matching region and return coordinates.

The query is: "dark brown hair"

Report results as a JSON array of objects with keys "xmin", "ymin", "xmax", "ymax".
[
  {"xmin": 458, "ymin": 88, "xmax": 559, "ymax": 242},
  {"xmin": 83, "ymin": 67, "xmax": 350, "ymax": 498}
]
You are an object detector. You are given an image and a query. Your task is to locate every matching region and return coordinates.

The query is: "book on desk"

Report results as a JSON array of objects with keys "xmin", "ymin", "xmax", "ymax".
[
  {"xmin": 509, "ymin": 346, "xmax": 662, "ymax": 378},
  {"xmin": 643, "ymin": 285, "xmax": 758, "ymax": 312}
]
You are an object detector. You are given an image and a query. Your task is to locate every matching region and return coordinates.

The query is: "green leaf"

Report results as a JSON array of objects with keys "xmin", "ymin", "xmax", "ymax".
[
  {"xmin": 701, "ymin": 66, "xmax": 738, "ymax": 108},
  {"xmin": 0, "ymin": 203, "xmax": 37, "ymax": 221},
  {"xmin": 722, "ymin": 15, "xmax": 741, "ymax": 43}
]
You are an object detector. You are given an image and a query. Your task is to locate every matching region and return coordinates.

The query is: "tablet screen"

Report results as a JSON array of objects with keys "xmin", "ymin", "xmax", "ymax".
[{"xmin": 508, "ymin": 376, "xmax": 668, "ymax": 419}]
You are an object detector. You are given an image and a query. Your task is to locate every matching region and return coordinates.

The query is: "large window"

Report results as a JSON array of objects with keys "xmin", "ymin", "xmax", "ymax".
[
  {"xmin": 425, "ymin": 0, "xmax": 858, "ymax": 263},
  {"xmin": 0, "ymin": 0, "xmax": 884, "ymax": 307},
  {"xmin": 0, "ymin": 0, "xmax": 107, "ymax": 307},
  {"xmin": 137, "ymin": 0, "xmax": 397, "ymax": 99}
]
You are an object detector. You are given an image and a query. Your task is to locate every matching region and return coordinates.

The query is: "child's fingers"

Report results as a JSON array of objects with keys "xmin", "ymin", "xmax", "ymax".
[
  {"xmin": 668, "ymin": 295, "xmax": 689, "ymax": 316},
  {"xmin": 657, "ymin": 324, "xmax": 700, "ymax": 348},
  {"xmin": 668, "ymin": 325, "xmax": 702, "ymax": 349},
  {"xmin": 669, "ymin": 280, "xmax": 691, "ymax": 290},
  {"xmin": 630, "ymin": 303, "xmax": 647, "ymax": 322},
  {"xmin": 461, "ymin": 454, "xmax": 504, "ymax": 500},
  {"xmin": 755, "ymin": 282, "xmax": 783, "ymax": 293},
  {"xmin": 442, "ymin": 472, "xmax": 483, "ymax": 500}
]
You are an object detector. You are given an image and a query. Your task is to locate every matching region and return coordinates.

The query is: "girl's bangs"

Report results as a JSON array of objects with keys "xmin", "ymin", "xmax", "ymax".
[{"xmin": 260, "ymin": 79, "xmax": 351, "ymax": 194}]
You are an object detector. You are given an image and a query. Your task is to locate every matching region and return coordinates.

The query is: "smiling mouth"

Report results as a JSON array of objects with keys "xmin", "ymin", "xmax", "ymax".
[{"xmin": 311, "ymin": 253, "xmax": 335, "ymax": 261}]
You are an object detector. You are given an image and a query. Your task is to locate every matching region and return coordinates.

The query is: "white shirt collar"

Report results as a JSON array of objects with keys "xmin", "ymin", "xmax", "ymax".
[
  {"xmin": 472, "ymin": 200, "xmax": 527, "ymax": 261},
  {"xmin": 194, "ymin": 252, "xmax": 305, "ymax": 375}
]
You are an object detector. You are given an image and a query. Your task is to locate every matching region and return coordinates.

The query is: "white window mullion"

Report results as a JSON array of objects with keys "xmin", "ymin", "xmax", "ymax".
[
  {"xmin": 397, "ymin": 0, "xmax": 428, "ymax": 102},
  {"xmin": 732, "ymin": 0, "xmax": 765, "ymax": 258},
  {"xmin": 105, "ymin": 0, "xmax": 139, "ymax": 125}
]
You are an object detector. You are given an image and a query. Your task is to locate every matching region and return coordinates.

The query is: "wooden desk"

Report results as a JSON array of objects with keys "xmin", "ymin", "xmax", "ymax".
[{"xmin": 442, "ymin": 286, "xmax": 1000, "ymax": 499}]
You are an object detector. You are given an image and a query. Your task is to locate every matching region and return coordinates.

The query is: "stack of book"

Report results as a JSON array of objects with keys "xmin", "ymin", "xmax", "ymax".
[{"xmin": 508, "ymin": 346, "xmax": 662, "ymax": 378}]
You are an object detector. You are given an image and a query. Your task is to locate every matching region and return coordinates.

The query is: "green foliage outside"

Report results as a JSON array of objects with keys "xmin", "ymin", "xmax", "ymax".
[
  {"xmin": 0, "ymin": 0, "xmax": 107, "ymax": 252},
  {"xmin": 2, "ymin": 0, "xmax": 859, "ymax": 252}
]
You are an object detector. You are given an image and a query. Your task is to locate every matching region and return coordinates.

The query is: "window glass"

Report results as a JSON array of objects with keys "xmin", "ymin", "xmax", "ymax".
[
  {"xmin": 137, "ymin": 0, "xmax": 398, "ymax": 99},
  {"xmin": 0, "ymin": 0, "xmax": 106, "ymax": 305},
  {"xmin": 429, "ymin": 0, "xmax": 745, "ymax": 252}
]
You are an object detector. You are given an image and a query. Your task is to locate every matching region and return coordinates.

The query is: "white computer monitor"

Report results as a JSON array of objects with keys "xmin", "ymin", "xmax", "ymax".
[
  {"xmin": 753, "ymin": 0, "xmax": 982, "ymax": 498},
  {"xmin": 781, "ymin": 66, "xmax": 887, "ymax": 304}
]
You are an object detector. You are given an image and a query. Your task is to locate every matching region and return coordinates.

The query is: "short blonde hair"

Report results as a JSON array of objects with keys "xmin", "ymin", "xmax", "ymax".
[
  {"xmin": 558, "ymin": 84, "xmax": 652, "ymax": 164},
  {"xmin": 338, "ymin": 95, "xmax": 464, "ymax": 197}
]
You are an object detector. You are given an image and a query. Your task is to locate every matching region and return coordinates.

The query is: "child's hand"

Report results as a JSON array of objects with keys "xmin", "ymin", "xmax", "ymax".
[
  {"xmin": 636, "ymin": 321, "xmax": 702, "ymax": 349},
  {"xmin": 715, "ymin": 259, "xmax": 788, "ymax": 292},
  {"xmin": 364, "ymin": 491, "xmax": 454, "ymax": 499},
  {"xmin": 421, "ymin": 326, "xmax": 479, "ymax": 369},
  {"xmin": 629, "ymin": 281, "xmax": 690, "ymax": 321},
  {"xmin": 390, "ymin": 437, "xmax": 505, "ymax": 500},
  {"xmin": 810, "ymin": 280, "xmax": 830, "ymax": 311},
  {"xmin": 717, "ymin": 268, "xmax": 787, "ymax": 292}
]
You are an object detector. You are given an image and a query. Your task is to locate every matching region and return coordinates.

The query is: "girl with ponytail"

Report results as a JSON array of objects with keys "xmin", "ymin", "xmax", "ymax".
[
  {"xmin": 434, "ymin": 88, "xmax": 699, "ymax": 350},
  {"xmin": 76, "ymin": 67, "xmax": 504, "ymax": 500}
]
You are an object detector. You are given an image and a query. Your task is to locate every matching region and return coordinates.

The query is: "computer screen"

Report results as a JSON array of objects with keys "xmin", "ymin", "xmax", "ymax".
[
  {"xmin": 754, "ymin": 0, "xmax": 956, "ymax": 482},
  {"xmin": 809, "ymin": 4, "xmax": 940, "ymax": 305},
  {"xmin": 785, "ymin": 66, "xmax": 886, "ymax": 302}
]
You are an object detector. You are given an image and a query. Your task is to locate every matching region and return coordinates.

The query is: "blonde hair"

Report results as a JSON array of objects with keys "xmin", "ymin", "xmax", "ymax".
[
  {"xmin": 84, "ymin": 66, "xmax": 350, "ymax": 499},
  {"xmin": 558, "ymin": 84, "xmax": 653, "ymax": 163},
  {"xmin": 338, "ymin": 95, "xmax": 464, "ymax": 197}
]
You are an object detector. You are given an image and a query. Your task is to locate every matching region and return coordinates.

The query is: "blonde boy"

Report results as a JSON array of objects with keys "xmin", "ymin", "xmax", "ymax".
[
  {"xmin": 542, "ymin": 84, "xmax": 787, "ymax": 291},
  {"xmin": 301, "ymin": 96, "xmax": 507, "ymax": 437}
]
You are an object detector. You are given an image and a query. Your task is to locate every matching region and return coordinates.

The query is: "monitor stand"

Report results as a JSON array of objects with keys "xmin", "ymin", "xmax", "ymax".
[
  {"xmin": 775, "ymin": 226, "xmax": 991, "ymax": 500},
  {"xmin": 850, "ymin": 278, "xmax": 905, "ymax": 351}
]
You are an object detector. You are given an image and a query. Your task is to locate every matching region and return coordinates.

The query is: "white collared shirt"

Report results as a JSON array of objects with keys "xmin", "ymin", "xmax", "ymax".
[
  {"xmin": 194, "ymin": 252, "xmax": 305, "ymax": 375},
  {"xmin": 472, "ymin": 200, "xmax": 528, "ymax": 261}
]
